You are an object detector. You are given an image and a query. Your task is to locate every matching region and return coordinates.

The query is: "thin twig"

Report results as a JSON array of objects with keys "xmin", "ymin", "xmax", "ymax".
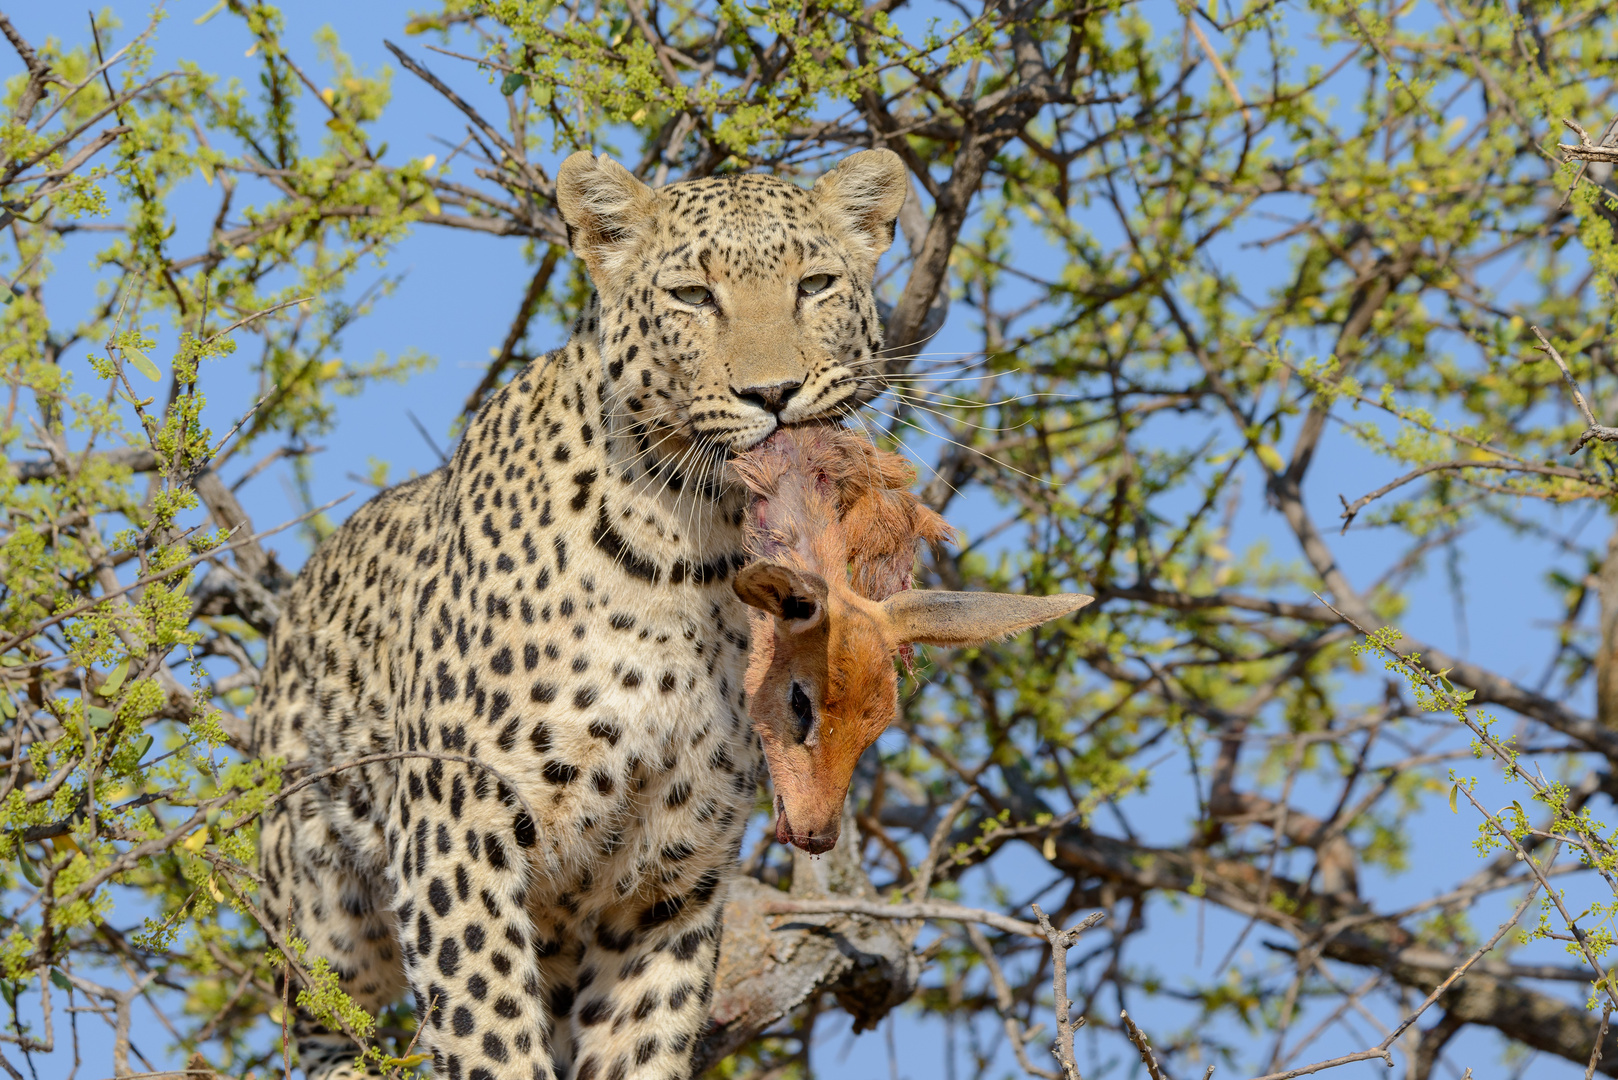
[
  {"xmin": 1033, "ymin": 904, "xmax": 1104, "ymax": 1080},
  {"xmin": 1244, "ymin": 1048, "xmax": 1393, "ymax": 1080},
  {"xmin": 1185, "ymin": 17, "xmax": 1253, "ymax": 130},
  {"xmin": 1531, "ymin": 324, "xmax": 1618, "ymax": 453},
  {"xmin": 199, "ymin": 296, "xmax": 311, "ymax": 346},
  {"xmin": 1337, "ymin": 458, "xmax": 1615, "ymax": 531},
  {"xmin": 1590, "ymin": 1005, "xmax": 1613, "ymax": 1080},
  {"xmin": 281, "ymin": 894, "xmax": 292, "ymax": 1080},
  {"xmin": 1120, "ymin": 1010, "xmax": 1166, "ymax": 1080},
  {"xmin": 220, "ymin": 751, "xmax": 540, "ymax": 840},
  {"xmin": 406, "ymin": 410, "xmax": 449, "ymax": 466},
  {"xmin": 910, "ymin": 782, "xmax": 980, "ymax": 900},
  {"xmin": 381, "ymin": 41, "xmax": 554, "ymax": 202},
  {"xmin": 0, "ymin": 492, "xmax": 352, "ymax": 656},
  {"xmin": 964, "ymin": 922, "xmax": 1061, "ymax": 1080},
  {"xmin": 1380, "ymin": 880, "xmax": 1542, "ymax": 1049}
]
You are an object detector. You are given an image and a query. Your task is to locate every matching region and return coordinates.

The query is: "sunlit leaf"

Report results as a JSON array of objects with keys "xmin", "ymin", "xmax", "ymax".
[
  {"xmin": 97, "ymin": 659, "xmax": 130, "ymax": 696},
  {"xmin": 123, "ymin": 347, "xmax": 161, "ymax": 381}
]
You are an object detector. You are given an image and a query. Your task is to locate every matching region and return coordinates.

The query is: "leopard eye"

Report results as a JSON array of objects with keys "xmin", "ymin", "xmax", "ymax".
[
  {"xmin": 671, "ymin": 285, "xmax": 713, "ymax": 307},
  {"xmin": 798, "ymin": 274, "xmax": 834, "ymax": 297}
]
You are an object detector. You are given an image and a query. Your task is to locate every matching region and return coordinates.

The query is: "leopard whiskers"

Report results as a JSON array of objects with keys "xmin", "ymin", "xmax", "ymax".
[
  {"xmin": 829, "ymin": 400, "xmax": 970, "ymax": 506},
  {"xmin": 870, "ymin": 404, "xmax": 1058, "ymax": 488}
]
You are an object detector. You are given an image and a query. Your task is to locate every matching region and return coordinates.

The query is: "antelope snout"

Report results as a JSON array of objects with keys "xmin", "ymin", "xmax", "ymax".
[{"xmin": 774, "ymin": 792, "xmax": 842, "ymax": 854}]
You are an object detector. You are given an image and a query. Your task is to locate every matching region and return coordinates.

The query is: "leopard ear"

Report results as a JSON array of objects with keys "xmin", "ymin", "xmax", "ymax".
[
  {"xmin": 555, "ymin": 151, "xmax": 657, "ymax": 278},
  {"xmin": 812, "ymin": 149, "xmax": 908, "ymax": 261}
]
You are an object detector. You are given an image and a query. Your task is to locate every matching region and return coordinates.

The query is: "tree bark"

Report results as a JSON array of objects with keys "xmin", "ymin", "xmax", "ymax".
[{"xmin": 694, "ymin": 806, "xmax": 920, "ymax": 1074}]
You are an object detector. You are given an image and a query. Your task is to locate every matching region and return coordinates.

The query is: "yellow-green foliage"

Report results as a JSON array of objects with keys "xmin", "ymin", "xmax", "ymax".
[{"xmin": 4, "ymin": 0, "xmax": 1618, "ymax": 1075}]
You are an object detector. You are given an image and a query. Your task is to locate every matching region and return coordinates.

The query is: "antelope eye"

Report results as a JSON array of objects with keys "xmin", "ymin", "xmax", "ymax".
[
  {"xmin": 798, "ymin": 274, "xmax": 833, "ymax": 297},
  {"xmin": 790, "ymin": 681, "xmax": 815, "ymax": 743},
  {"xmin": 672, "ymin": 285, "xmax": 713, "ymax": 306}
]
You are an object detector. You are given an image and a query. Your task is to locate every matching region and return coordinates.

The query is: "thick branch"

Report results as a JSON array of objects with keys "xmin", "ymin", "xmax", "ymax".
[
  {"xmin": 994, "ymin": 789, "xmax": 1618, "ymax": 1071},
  {"xmin": 694, "ymin": 809, "xmax": 920, "ymax": 1072},
  {"xmin": 13, "ymin": 445, "xmax": 160, "ymax": 482},
  {"xmin": 880, "ymin": 5, "xmax": 1073, "ymax": 363}
]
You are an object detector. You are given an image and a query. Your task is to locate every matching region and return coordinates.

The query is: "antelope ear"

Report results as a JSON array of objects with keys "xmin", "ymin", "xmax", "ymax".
[
  {"xmin": 812, "ymin": 149, "xmax": 908, "ymax": 261},
  {"xmin": 555, "ymin": 151, "xmax": 657, "ymax": 276},
  {"xmin": 734, "ymin": 563, "xmax": 830, "ymax": 633},
  {"xmin": 880, "ymin": 590, "xmax": 1092, "ymax": 647}
]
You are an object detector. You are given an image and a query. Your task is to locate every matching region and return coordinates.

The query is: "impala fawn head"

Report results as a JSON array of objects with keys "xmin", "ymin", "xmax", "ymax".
[{"xmin": 731, "ymin": 426, "xmax": 1092, "ymax": 853}]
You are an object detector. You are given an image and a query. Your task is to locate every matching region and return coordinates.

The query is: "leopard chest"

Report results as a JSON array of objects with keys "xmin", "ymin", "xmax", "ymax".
[{"xmin": 388, "ymin": 472, "xmax": 758, "ymax": 914}]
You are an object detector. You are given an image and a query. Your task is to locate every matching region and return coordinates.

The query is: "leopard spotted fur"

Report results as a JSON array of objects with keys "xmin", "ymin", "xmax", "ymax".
[{"xmin": 249, "ymin": 149, "xmax": 909, "ymax": 1080}]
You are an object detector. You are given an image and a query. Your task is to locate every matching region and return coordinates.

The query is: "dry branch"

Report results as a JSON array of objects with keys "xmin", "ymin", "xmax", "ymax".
[
  {"xmin": 1561, "ymin": 118, "xmax": 1618, "ymax": 164},
  {"xmin": 764, "ymin": 897, "xmax": 1060, "ymax": 941},
  {"xmin": 1531, "ymin": 324, "xmax": 1618, "ymax": 452}
]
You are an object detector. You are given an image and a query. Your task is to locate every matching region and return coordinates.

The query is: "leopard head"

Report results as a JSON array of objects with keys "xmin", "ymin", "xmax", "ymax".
[{"xmin": 555, "ymin": 149, "xmax": 908, "ymax": 463}]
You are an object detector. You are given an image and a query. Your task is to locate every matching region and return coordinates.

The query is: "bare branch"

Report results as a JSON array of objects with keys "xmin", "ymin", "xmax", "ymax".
[
  {"xmin": 1531, "ymin": 324, "xmax": 1618, "ymax": 453},
  {"xmin": 1561, "ymin": 118, "xmax": 1618, "ymax": 163},
  {"xmin": 765, "ymin": 898, "xmax": 1103, "ymax": 941}
]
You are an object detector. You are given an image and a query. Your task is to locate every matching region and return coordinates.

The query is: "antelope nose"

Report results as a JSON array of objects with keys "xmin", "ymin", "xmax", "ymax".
[{"xmin": 733, "ymin": 379, "xmax": 802, "ymax": 415}]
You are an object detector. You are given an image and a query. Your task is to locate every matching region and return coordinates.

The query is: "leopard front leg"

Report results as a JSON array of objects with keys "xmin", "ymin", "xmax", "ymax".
[
  {"xmin": 391, "ymin": 761, "xmax": 558, "ymax": 1080},
  {"xmin": 568, "ymin": 868, "xmax": 727, "ymax": 1080},
  {"xmin": 261, "ymin": 784, "xmax": 404, "ymax": 1079}
]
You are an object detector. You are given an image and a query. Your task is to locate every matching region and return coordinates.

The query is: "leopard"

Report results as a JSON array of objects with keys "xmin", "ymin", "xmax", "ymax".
[{"xmin": 248, "ymin": 147, "xmax": 910, "ymax": 1080}]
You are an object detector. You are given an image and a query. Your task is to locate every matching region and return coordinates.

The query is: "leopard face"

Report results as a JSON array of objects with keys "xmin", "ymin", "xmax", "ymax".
[{"xmin": 555, "ymin": 150, "xmax": 909, "ymax": 465}]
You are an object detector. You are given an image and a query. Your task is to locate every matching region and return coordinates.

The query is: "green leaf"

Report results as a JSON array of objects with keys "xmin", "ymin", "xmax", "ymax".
[
  {"xmin": 1449, "ymin": 783, "xmax": 1459, "ymax": 814},
  {"xmin": 16, "ymin": 848, "xmax": 41, "ymax": 887},
  {"xmin": 123, "ymin": 347, "xmax": 161, "ymax": 381},
  {"xmin": 87, "ymin": 706, "xmax": 116, "ymax": 731},
  {"xmin": 97, "ymin": 659, "xmax": 129, "ymax": 697},
  {"xmin": 1254, "ymin": 444, "xmax": 1285, "ymax": 473},
  {"xmin": 132, "ymin": 734, "xmax": 154, "ymax": 762},
  {"xmin": 532, "ymin": 82, "xmax": 552, "ymax": 109},
  {"xmin": 379, "ymin": 1053, "xmax": 432, "ymax": 1069},
  {"xmin": 50, "ymin": 969, "xmax": 71, "ymax": 992},
  {"xmin": 501, "ymin": 72, "xmax": 530, "ymax": 96},
  {"xmin": 0, "ymin": 691, "xmax": 15, "ymax": 719}
]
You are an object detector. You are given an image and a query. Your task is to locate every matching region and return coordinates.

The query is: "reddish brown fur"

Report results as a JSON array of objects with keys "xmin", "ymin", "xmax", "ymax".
[
  {"xmin": 730, "ymin": 426, "xmax": 946, "ymax": 852},
  {"xmin": 731, "ymin": 427, "xmax": 1091, "ymax": 853}
]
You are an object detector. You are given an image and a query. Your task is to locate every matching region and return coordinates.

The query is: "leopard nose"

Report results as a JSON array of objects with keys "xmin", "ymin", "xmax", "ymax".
[{"xmin": 733, "ymin": 379, "xmax": 802, "ymax": 415}]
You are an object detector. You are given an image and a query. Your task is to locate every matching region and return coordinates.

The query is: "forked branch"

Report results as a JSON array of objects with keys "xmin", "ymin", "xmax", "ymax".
[{"xmin": 1560, "ymin": 118, "xmax": 1618, "ymax": 164}]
